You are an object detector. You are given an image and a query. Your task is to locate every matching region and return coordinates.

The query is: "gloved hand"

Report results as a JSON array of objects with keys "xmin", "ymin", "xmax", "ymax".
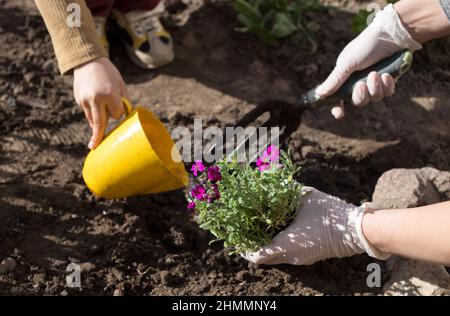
[
  {"xmin": 242, "ymin": 187, "xmax": 390, "ymax": 265},
  {"xmin": 316, "ymin": 4, "xmax": 422, "ymax": 119}
]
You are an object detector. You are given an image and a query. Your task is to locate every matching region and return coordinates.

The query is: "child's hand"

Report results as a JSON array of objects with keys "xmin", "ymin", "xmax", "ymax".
[{"xmin": 73, "ymin": 57, "xmax": 128, "ymax": 149}]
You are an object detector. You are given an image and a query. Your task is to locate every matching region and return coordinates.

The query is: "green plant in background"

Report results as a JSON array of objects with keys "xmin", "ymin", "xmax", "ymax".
[
  {"xmin": 352, "ymin": 0, "xmax": 399, "ymax": 34},
  {"xmin": 233, "ymin": 0, "xmax": 323, "ymax": 49},
  {"xmin": 187, "ymin": 146, "xmax": 304, "ymax": 254}
]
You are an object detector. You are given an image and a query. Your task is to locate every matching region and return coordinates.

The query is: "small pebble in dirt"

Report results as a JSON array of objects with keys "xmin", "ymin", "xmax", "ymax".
[
  {"xmin": 13, "ymin": 248, "xmax": 21, "ymax": 258},
  {"xmin": 80, "ymin": 262, "xmax": 96, "ymax": 272},
  {"xmin": 0, "ymin": 257, "xmax": 16, "ymax": 274},
  {"xmin": 13, "ymin": 85, "xmax": 23, "ymax": 96},
  {"xmin": 165, "ymin": 257, "xmax": 175, "ymax": 265},
  {"xmin": 32, "ymin": 272, "xmax": 46, "ymax": 285},
  {"xmin": 24, "ymin": 71, "xmax": 37, "ymax": 84},
  {"xmin": 113, "ymin": 289, "xmax": 124, "ymax": 296},
  {"xmin": 110, "ymin": 267, "xmax": 124, "ymax": 282}
]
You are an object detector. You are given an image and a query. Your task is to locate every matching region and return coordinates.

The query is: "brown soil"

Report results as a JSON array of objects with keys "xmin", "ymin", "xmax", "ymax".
[{"xmin": 0, "ymin": 0, "xmax": 449, "ymax": 295}]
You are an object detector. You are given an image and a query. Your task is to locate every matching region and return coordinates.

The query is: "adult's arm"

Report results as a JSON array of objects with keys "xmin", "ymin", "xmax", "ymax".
[
  {"xmin": 395, "ymin": 0, "xmax": 450, "ymax": 43},
  {"xmin": 363, "ymin": 201, "xmax": 450, "ymax": 265}
]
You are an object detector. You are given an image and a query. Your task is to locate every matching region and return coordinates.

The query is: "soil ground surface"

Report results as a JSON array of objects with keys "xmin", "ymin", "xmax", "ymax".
[{"xmin": 0, "ymin": 0, "xmax": 449, "ymax": 295}]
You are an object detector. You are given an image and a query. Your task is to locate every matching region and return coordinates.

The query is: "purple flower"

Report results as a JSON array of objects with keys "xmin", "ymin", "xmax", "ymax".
[
  {"xmin": 191, "ymin": 184, "xmax": 207, "ymax": 200},
  {"xmin": 187, "ymin": 201, "xmax": 196, "ymax": 210},
  {"xmin": 191, "ymin": 160, "xmax": 205, "ymax": 177},
  {"xmin": 207, "ymin": 166, "xmax": 222, "ymax": 183}
]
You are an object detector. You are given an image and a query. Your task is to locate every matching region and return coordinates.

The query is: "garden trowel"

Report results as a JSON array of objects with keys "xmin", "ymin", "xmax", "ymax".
[{"xmin": 212, "ymin": 50, "xmax": 413, "ymax": 162}]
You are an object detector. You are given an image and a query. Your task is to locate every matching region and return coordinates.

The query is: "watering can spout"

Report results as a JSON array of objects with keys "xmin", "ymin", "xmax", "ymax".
[{"xmin": 82, "ymin": 98, "xmax": 188, "ymax": 199}]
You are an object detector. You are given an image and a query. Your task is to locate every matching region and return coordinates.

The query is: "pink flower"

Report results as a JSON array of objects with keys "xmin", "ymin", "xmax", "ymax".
[
  {"xmin": 207, "ymin": 166, "xmax": 222, "ymax": 183},
  {"xmin": 191, "ymin": 160, "xmax": 205, "ymax": 177},
  {"xmin": 256, "ymin": 157, "xmax": 271, "ymax": 172},
  {"xmin": 263, "ymin": 145, "xmax": 280, "ymax": 163},
  {"xmin": 187, "ymin": 201, "xmax": 196, "ymax": 210},
  {"xmin": 257, "ymin": 146, "xmax": 281, "ymax": 172},
  {"xmin": 191, "ymin": 184, "xmax": 207, "ymax": 200},
  {"xmin": 266, "ymin": 145, "xmax": 275, "ymax": 155}
]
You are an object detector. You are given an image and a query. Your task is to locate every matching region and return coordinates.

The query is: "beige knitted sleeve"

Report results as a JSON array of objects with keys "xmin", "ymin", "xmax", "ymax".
[{"xmin": 34, "ymin": 0, "xmax": 108, "ymax": 74}]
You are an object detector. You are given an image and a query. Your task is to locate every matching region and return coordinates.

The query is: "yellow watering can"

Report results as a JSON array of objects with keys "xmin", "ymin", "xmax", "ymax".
[{"xmin": 82, "ymin": 98, "xmax": 188, "ymax": 199}]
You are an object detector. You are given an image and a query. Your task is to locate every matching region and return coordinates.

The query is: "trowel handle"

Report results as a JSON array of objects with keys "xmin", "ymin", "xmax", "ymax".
[{"xmin": 304, "ymin": 50, "xmax": 413, "ymax": 107}]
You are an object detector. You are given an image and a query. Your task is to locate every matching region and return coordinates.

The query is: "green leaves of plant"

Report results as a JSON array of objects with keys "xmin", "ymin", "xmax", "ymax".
[
  {"xmin": 271, "ymin": 12, "xmax": 297, "ymax": 37},
  {"xmin": 233, "ymin": 0, "xmax": 322, "ymax": 47},
  {"xmin": 234, "ymin": 0, "xmax": 262, "ymax": 23}
]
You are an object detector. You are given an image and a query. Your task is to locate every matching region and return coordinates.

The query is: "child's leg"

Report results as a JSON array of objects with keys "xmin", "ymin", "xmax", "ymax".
[
  {"xmin": 114, "ymin": 0, "xmax": 161, "ymax": 13},
  {"xmin": 109, "ymin": 0, "xmax": 174, "ymax": 69},
  {"xmin": 85, "ymin": 0, "xmax": 114, "ymax": 51},
  {"xmin": 85, "ymin": 0, "xmax": 116, "ymax": 17}
]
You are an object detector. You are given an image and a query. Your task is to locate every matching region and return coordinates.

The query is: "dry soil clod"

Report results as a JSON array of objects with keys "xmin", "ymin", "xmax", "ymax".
[{"xmin": 0, "ymin": 258, "xmax": 16, "ymax": 274}]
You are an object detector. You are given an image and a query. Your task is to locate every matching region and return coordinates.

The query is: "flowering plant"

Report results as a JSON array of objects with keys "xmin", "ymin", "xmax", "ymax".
[{"xmin": 187, "ymin": 146, "xmax": 304, "ymax": 253}]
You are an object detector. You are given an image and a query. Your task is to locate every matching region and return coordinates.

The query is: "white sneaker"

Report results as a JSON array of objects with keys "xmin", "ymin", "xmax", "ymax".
[{"xmin": 110, "ymin": 1, "xmax": 174, "ymax": 69}]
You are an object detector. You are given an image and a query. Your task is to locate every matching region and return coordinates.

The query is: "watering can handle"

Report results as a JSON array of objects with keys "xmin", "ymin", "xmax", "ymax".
[{"xmin": 122, "ymin": 98, "xmax": 134, "ymax": 116}]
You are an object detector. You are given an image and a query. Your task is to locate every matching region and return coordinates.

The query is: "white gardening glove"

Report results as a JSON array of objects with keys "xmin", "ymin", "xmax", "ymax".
[
  {"xmin": 242, "ymin": 187, "xmax": 390, "ymax": 265},
  {"xmin": 316, "ymin": 4, "xmax": 422, "ymax": 119}
]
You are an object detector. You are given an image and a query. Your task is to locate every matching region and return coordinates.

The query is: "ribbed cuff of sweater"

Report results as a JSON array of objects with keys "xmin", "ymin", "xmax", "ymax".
[{"xmin": 35, "ymin": 0, "xmax": 108, "ymax": 74}]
